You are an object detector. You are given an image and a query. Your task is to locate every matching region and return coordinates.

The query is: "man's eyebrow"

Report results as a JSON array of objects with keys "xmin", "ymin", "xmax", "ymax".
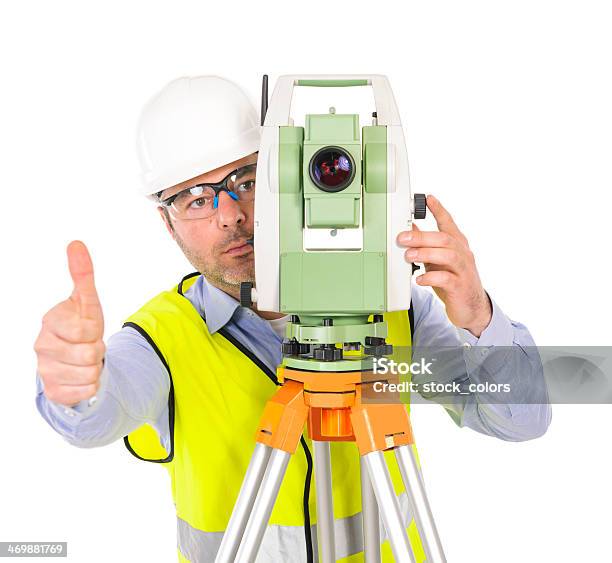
[
  {"xmin": 159, "ymin": 189, "xmax": 177, "ymax": 201},
  {"xmin": 160, "ymin": 188, "xmax": 184, "ymax": 202},
  {"xmin": 160, "ymin": 161, "xmax": 257, "ymax": 199},
  {"xmin": 235, "ymin": 162, "xmax": 258, "ymax": 178},
  {"xmin": 235, "ymin": 169, "xmax": 252, "ymax": 180},
  {"xmin": 161, "ymin": 182, "xmax": 199, "ymax": 200}
]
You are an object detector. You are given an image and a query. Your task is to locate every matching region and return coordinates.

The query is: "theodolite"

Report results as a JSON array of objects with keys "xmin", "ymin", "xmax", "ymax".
[{"xmin": 217, "ymin": 75, "xmax": 445, "ymax": 563}]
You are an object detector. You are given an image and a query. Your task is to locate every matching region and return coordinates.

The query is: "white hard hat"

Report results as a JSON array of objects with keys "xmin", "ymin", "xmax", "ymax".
[{"xmin": 136, "ymin": 75, "xmax": 261, "ymax": 196}]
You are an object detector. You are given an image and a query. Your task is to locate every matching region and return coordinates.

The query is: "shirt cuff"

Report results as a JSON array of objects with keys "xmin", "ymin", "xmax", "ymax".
[
  {"xmin": 42, "ymin": 365, "xmax": 110, "ymax": 422},
  {"xmin": 455, "ymin": 291, "xmax": 514, "ymax": 348}
]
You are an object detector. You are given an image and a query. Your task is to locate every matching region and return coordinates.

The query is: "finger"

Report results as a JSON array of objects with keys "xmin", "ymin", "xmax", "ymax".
[
  {"xmin": 42, "ymin": 298, "xmax": 81, "ymax": 326},
  {"xmin": 67, "ymin": 241, "xmax": 102, "ymax": 321},
  {"xmin": 404, "ymin": 247, "xmax": 464, "ymax": 272},
  {"xmin": 396, "ymin": 222, "xmax": 421, "ymax": 247},
  {"xmin": 44, "ymin": 382, "xmax": 100, "ymax": 406},
  {"xmin": 426, "ymin": 195, "xmax": 464, "ymax": 239},
  {"xmin": 38, "ymin": 357, "xmax": 103, "ymax": 386},
  {"xmin": 44, "ymin": 312, "xmax": 104, "ymax": 343},
  {"xmin": 415, "ymin": 270, "xmax": 459, "ymax": 291},
  {"xmin": 397, "ymin": 230, "xmax": 457, "ymax": 249},
  {"xmin": 42, "ymin": 302, "xmax": 102, "ymax": 342},
  {"xmin": 35, "ymin": 330, "xmax": 105, "ymax": 366}
]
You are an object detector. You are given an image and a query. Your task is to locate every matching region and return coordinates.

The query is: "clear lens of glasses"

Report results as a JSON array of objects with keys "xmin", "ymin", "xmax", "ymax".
[{"xmin": 166, "ymin": 164, "xmax": 256, "ymax": 220}]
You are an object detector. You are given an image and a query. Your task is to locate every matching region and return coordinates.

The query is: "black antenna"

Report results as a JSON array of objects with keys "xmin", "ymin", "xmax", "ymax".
[{"xmin": 260, "ymin": 74, "xmax": 269, "ymax": 126}]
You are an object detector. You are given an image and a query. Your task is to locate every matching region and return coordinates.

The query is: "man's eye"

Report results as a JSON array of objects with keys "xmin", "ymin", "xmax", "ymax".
[
  {"xmin": 188, "ymin": 197, "xmax": 212, "ymax": 209},
  {"xmin": 237, "ymin": 180, "xmax": 256, "ymax": 192}
]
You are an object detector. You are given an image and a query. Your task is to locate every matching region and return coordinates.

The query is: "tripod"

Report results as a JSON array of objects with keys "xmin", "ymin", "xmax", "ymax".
[{"xmin": 214, "ymin": 362, "xmax": 447, "ymax": 562}]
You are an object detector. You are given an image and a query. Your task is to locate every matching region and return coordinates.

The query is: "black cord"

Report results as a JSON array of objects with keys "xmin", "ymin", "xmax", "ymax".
[{"xmin": 300, "ymin": 436, "xmax": 314, "ymax": 563}]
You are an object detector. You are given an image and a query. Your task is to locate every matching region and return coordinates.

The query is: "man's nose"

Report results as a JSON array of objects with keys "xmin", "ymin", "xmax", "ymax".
[{"xmin": 215, "ymin": 190, "xmax": 245, "ymax": 228}]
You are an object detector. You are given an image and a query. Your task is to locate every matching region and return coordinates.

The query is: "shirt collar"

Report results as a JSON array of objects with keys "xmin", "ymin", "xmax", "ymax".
[{"xmin": 187, "ymin": 275, "xmax": 241, "ymax": 334}]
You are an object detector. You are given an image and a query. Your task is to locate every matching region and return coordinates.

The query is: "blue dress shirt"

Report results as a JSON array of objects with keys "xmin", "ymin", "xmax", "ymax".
[{"xmin": 35, "ymin": 276, "xmax": 551, "ymax": 448}]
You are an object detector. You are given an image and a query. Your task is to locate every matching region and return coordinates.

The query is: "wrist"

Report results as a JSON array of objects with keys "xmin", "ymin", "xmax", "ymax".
[{"xmin": 462, "ymin": 291, "xmax": 493, "ymax": 338}]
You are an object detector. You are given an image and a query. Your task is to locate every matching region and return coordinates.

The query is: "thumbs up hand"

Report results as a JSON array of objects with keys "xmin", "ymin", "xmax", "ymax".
[{"xmin": 35, "ymin": 241, "xmax": 106, "ymax": 407}]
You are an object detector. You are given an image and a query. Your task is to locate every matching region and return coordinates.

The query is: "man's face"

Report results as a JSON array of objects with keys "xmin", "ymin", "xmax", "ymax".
[{"xmin": 157, "ymin": 153, "xmax": 257, "ymax": 297}]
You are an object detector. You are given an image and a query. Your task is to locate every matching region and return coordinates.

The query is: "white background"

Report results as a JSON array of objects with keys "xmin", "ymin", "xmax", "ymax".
[{"xmin": 1, "ymin": 1, "xmax": 611, "ymax": 561}]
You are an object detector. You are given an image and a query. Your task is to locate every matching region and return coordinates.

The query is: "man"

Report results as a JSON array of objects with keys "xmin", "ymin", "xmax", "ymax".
[{"xmin": 35, "ymin": 76, "xmax": 551, "ymax": 562}]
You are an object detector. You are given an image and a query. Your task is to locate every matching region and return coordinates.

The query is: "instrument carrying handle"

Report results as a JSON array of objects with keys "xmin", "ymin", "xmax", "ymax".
[{"xmin": 295, "ymin": 79, "xmax": 369, "ymax": 87}]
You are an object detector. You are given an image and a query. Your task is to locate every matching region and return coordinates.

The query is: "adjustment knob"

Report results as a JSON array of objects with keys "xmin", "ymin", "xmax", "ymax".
[
  {"xmin": 364, "ymin": 336, "xmax": 394, "ymax": 357},
  {"xmin": 413, "ymin": 193, "xmax": 427, "ymax": 220},
  {"xmin": 282, "ymin": 339, "xmax": 298, "ymax": 355},
  {"xmin": 364, "ymin": 343, "xmax": 394, "ymax": 357},
  {"xmin": 298, "ymin": 343, "xmax": 312, "ymax": 355},
  {"xmin": 313, "ymin": 345, "xmax": 343, "ymax": 362},
  {"xmin": 282, "ymin": 339, "xmax": 312, "ymax": 356}
]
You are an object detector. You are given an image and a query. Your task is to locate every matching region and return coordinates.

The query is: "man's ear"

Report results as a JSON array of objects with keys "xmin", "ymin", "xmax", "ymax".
[{"xmin": 157, "ymin": 206, "xmax": 176, "ymax": 238}]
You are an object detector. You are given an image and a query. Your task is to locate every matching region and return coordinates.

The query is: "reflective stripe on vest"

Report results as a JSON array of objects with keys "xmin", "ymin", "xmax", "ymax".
[
  {"xmin": 123, "ymin": 274, "xmax": 422, "ymax": 562},
  {"xmin": 177, "ymin": 491, "xmax": 418, "ymax": 563}
]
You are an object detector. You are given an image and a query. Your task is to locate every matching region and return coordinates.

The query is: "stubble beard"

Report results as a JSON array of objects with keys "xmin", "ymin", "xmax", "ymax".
[{"xmin": 174, "ymin": 231, "xmax": 255, "ymax": 298}]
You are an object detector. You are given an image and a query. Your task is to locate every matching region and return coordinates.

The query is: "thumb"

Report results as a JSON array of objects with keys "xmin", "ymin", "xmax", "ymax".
[
  {"xmin": 67, "ymin": 240, "xmax": 102, "ymax": 321},
  {"xmin": 411, "ymin": 222, "xmax": 420, "ymax": 231}
]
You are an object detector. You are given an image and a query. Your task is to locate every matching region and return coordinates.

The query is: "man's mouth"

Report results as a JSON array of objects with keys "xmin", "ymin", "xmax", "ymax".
[{"xmin": 224, "ymin": 240, "xmax": 253, "ymax": 256}]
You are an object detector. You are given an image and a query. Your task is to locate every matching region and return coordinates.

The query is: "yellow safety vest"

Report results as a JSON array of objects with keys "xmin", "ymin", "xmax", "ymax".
[{"xmin": 124, "ymin": 274, "xmax": 425, "ymax": 562}]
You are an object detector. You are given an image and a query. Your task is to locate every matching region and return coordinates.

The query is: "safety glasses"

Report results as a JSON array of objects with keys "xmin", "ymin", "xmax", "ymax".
[{"xmin": 159, "ymin": 163, "xmax": 257, "ymax": 221}]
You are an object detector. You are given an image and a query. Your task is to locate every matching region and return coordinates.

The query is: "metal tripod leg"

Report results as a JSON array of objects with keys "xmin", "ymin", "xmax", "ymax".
[
  {"xmin": 234, "ymin": 448, "xmax": 291, "ymax": 562},
  {"xmin": 360, "ymin": 457, "xmax": 381, "ymax": 563},
  {"xmin": 313, "ymin": 441, "xmax": 336, "ymax": 562},
  {"xmin": 215, "ymin": 443, "xmax": 272, "ymax": 563},
  {"xmin": 395, "ymin": 445, "xmax": 446, "ymax": 563},
  {"xmin": 216, "ymin": 379, "xmax": 308, "ymax": 562},
  {"xmin": 363, "ymin": 451, "xmax": 416, "ymax": 563}
]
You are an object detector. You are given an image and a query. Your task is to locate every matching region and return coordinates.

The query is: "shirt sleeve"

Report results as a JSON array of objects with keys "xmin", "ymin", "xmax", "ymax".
[
  {"xmin": 35, "ymin": 326, "xmax": 171, "ymax": 450},
  {"xmin": 410, "ymin": 280, "xmax": 551, "ymax": 441}
]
